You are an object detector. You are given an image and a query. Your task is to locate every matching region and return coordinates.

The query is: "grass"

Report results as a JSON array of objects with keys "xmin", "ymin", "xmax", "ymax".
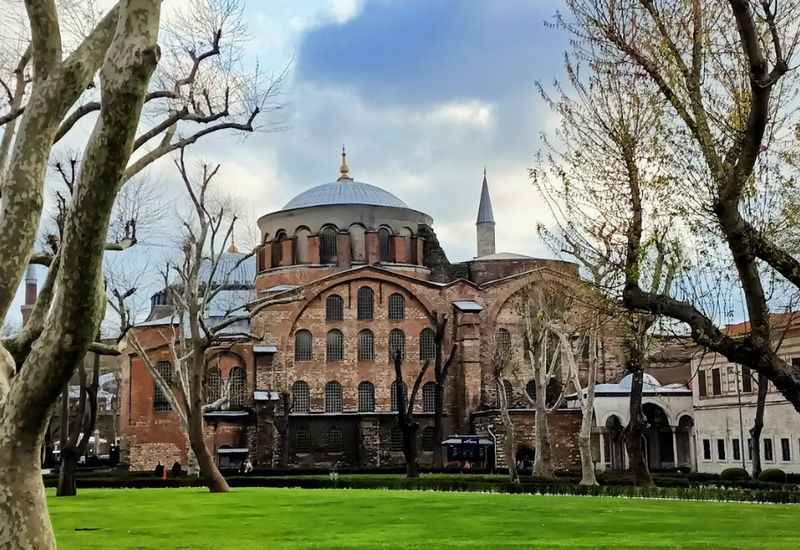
[{"xmin": 48, "ymin": 487, "xmax": 800, "ymax": 549}]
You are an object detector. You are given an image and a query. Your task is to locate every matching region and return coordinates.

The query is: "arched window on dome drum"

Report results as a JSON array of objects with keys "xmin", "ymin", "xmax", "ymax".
[
  {"xmin": 358, "ymin": 381, "xmax": 375, "ymax": 412},
  {"xmin": 388, "ymin": 329, "xmax": 405, "ymax": 361},
  {"xmin": 292, "ymin": 380, "xmax": 310, "ymax": 413},
  {"xmin": 325, "ymin": 381, "xmax": 343, "ymax": 413},
  {"xmin": 391, "ymin": 380, "xmax": 407, "ymax": 412},
  {"xmin": 320, "ymin": 226, "xmax": 338, "ymax": 263},
  {"xmin": 272, "ymin": 230, "xmax": 286, "ymax": 266},
  {"xmin": 378, "ymin": 227, "xmax": 392, "ymax": 262},
  {"xmin": 358, "ymin": 329, "xmax": 375, "ymax": 361},
  {"xmin": 357, "ymin": 287, "xmax": 374, "ymax": 320},
  {"xmin": 326, "ymin": 329, "xmax": 344, "ymax": 362},
  {"xmin": 295, "ymin": 330, "xmax": 312, "ymax": 361},
  {"xmin": 229, "ymin": 366, "xmax": 246, "ymax": 408},
  {"xmin": 325, "ymin": 294, "xmax": 344, "ymax": 321},
  {"xmin": 388, "ymin": 293, "xmax": 405, "ymax": 321},
  {"xmin": 206, "ymin": 367, "xmax": 222, "ymax": 403},
  {"xmin": 422, "ymin": 382, "xmax": 437, "ymax": 413},
  {"xmin": 419, "ymin": 328, "xmax": 436, "ymax": 361}
]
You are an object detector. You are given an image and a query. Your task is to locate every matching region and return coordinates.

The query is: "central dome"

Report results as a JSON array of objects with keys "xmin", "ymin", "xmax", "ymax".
[{"xmin": 283, "ymin": 180, "xmax": 408, "ymax": 210}]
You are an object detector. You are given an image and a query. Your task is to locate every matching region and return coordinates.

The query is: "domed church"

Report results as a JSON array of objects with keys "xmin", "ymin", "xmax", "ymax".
[{"xmin": 121, "ymin": 150, "xmax": 626, "ymax": 473}]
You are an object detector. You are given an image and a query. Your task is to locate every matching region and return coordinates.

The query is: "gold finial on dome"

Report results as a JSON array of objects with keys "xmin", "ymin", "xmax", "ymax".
[
  {"xmin": 338, "ymin": 145, "xmax": 352, "ymax": 181},
  {"xmin": 227, "ymin": 230, "xmax": 239, "ymax": 253}
]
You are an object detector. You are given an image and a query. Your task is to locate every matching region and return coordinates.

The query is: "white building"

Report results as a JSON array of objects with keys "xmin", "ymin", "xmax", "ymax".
[{"xmin": 692, "ymin": 315, "xmax": 800, "ymax": 474}]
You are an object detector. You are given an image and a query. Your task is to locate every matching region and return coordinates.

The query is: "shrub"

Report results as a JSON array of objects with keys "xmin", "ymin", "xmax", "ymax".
[
  {"xmin": 758, "ymin": 469, "xmax": 787, "ymax": 483},
  {"xmin": 720, "ymin": 468, "xmax": 750, "ymax": 481}
]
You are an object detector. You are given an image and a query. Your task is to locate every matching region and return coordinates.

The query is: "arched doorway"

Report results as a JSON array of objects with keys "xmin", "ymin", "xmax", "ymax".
[
  {"xmin": 642, "ymin": 403, "xmax": 673, "ymax": 471},
  {"xmin": 676, "ymin": 415, "xmax": 695, "ymax": 471},
  {"xmin": 604, "ymin": 415, "xmax": 625, "ymax": 471}
]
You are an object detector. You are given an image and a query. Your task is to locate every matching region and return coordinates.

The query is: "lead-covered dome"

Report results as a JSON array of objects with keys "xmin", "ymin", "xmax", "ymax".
[{"xmin": 283, "ymin": 180, "xmax": 408, "ymax": 210}]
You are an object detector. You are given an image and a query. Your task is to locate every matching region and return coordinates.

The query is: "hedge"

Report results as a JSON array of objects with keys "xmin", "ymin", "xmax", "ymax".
[{"xmin": 40, "ymin": 474, "xmax": 800, "ymax": 504}]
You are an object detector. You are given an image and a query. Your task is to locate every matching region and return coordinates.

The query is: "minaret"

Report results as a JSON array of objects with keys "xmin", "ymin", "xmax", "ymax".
[{"xmin": 476, "ymin": 167, "xmax": 496, "ymax": 257}]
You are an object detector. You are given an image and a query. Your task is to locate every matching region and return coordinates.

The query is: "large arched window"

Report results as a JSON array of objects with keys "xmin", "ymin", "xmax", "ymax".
[
  {"xmin": 388, "ymin": 293, "xmax": 405, "ymax": 320},
  {"xmin": 420, "ymin": 328, "xmax": 436, "ymax": 361},
  {"xmin": 206, "ymin": 367, "xmax": 222, "ymax": 403},
  {"xmin": 391, "ymin": 380, "xmax": 408, "ymax": 412},
  {"xmin": 229, "ymin": 366, "xmax": 246, "ymax": 408},
  {"xmin": 358, "ymin": 381, "xmax": 375, "ymax": 412},
  {"xmin": 325, "ymin": 381, "xmax": 343, "ymax": 413},
  {"xmin": 388, "ymin": 329, "xmax": 405, "ymax": 361},
  {"xmin": 326, "ymin": 426, "xmax": 343, "ymax": 452},
  {"xmin": 326, "ymin": 330, "xmax": 344, "ymax": 362},
  {"xmin": 325, "ymin": 294, "xmax": 344, "ymax": 321},
  {"xmin": 357, "ymin": 286, "xmax": 374, "ymax": 320},
  {"xmin": 422, "ymin": 382, "xmax": 437, "ymax": 413},
  {"xmin": 272, "ymin": 230, "xmax": 287, "ymax": 266},
  {"xmin": 378, "ymin": 227, "xmax": 392, "ymax": 262},
  {"xmin": 295, "ymin": 330, "xmax": 312, "ymax": 361},
  {"xmin": 320, "ymin": 225, "xmax": 338, "ymax": 263},
  {"xmin": 153, "ymin": 361, "xmax": 173, "ymax": 412},
  {"xmin": 358, "ymin": 329, "xmax": 375, "ymax": 361},
  {"xmin": 292, "ymin": 380, "xmax": 310, "ymax": 413},
  {"xmin": 496, "ymin": 328, "xmax": 511, "ymax": 355}
]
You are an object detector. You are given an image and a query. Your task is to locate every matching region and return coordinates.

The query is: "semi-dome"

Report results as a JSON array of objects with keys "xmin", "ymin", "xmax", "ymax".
[{"xmin": 283, "ymin": 180, "xmax": 408, "ymax": 210}]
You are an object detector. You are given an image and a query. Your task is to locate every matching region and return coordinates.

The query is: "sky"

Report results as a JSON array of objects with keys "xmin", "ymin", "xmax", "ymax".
[{"xmin": 7, "ymin": 0, "xmax": 571, "ymax": 326}]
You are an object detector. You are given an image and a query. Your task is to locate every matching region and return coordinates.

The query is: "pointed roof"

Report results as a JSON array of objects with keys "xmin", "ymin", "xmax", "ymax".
[{"xmin": 476, "ymin": 168, "xmax": 495, "ymax": 225}]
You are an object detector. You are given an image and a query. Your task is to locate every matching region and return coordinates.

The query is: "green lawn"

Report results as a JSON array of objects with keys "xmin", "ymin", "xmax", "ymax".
[{"xmin": 48, "ymin": 487, "xmax": 799, "ymax": 549}]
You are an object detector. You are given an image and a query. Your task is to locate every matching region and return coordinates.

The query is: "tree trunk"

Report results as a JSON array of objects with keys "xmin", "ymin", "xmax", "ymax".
[
  {"xmin": 57, "ymin": 450, "xmax": 78, "ymax": 497},
  {"xmin": 750, "ymin": 373, "xmax": 768, "ymax": 478},
  {"xmin": 402, "ymin": 423, "xmax": 419, "ymax": 478},
  {"xmin": 623, "ymin": 365, "xmax": 654, "ymax": 487},
  {"xmin": 500, "ymin": 408, "xmax": 519, "ymax": 483},
  {"xmin": 532, "ymin": 371, "xmax": 555, "ymax": 478},
  {"xmin": 188, "ymin": 411, "xmax": 230, "ymax": 492},
  {"xmin": 0, "ymin": 438, "xmax": 55, "ymax": 550},
  {"xmin": 578, "ymin": 418, "xmax": 597, "ymax": 486},
  {"xmin": 432, "ymin": 382, "xmax": 445, "ymax": 469}
]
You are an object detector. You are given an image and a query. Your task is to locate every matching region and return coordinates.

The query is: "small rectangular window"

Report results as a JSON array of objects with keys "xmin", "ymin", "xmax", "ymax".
[
  {"xmin": 711, "ymin": 368, "xmax": 721, "ymax": 395},
  {"xmin": 747, "ymin": 438, "xmax": 753, "ymax": 461},
  {"xmin": 698, "ymin": 370, "xmax": 707, "ymax": 397},
  {"xmin": 781, "ymin": 438, "xmax": 791, "ymax": 462},
  {"xmin": 741, "ymin": 366, "xmax": 752, "ymax": 393},
  {"xmin": 717, "ymin": 439, "xmax": 726, "ymax": 461},
  {"xmin": 702, "ymin": 439, "xmax": 711, "ymax": 460},
  {"xmin": 764, "ymin": 438, "xmax": 774, "ymax": 462},
  {"xmin": 732, "ymin": 438, "xmax": 741, "ymax": 461}
]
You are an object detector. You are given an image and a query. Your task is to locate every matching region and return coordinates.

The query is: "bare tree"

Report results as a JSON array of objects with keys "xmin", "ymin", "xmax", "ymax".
[
  {"xmin": 489, "ymin": 335, "xmax": 518, "ymax": 483},
  {"xmin": 560, "ymin": 0, "xmax": 800, "ymax": 411},
  {"xmin": 431, "ymin": 313, "xmax": 457, "ymax": 469},
  {"xmin": 391, "ymin": 349, "xmax": 431, "ymax": 479},
  {"xmin": 0, "ymin": 1, "xmax": 284, "ymax": 543}
]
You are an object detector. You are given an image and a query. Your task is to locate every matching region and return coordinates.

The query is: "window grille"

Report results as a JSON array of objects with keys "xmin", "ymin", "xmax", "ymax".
[
  {"xmin": 419, "ymin": 328, "xmax": 436, "ymax": 361},
  {"xmin": 320, "ymin": 226, "xmax": 338, "ymax": 263},
  {"xmin": 326, "ymin": 427, "xmax": 343, "ymax": 452},
  {"xmin": 326, "ymin": 330, "xmax": 344, "ymax": 362},
  {"xmin": 206, "ymin": 367, "xmax": 222, "ymax": 403},
  {"xmin": 295, "ymin": 426, "xmax": 311, "ymax": 452},
  {"xmin": 390, "ymin": 426, "xmax": 403, "ymax": 450},
  {"xmin": 292, "ymin": 381, "xmax": 310, "ymax": 413},
  {"xmin": 358, "ymin": 329, "xmax": 375, "ymax": 361},
  {"xmin": 325, "ymin": 381, "xmax": 343, "ymax": 413},
  {"xmin": 525, "ymin": 380, "xmax": 536, "ymax": 402},
  {"xmin": 378, "ymin": 228, "xmax": 392, "ymax": 262},
  {"xmin": 388, "ymin": 293, "xmax": 405, "ymax": 320},
  {"xmin": 358, "ymin": 381, "xmax": 375, "ymax": 412},
  {"xmin": 325, "ymin": 294, "xmax": 344, "ymax": 321},
  {"xmin": 422, "ymin": 382, "xmax": 437, "ymax": 413},
  {"xmin": 496, "ymin": 328, "xmax": 511, "ymax": 355},
  {"xmin": 357, "ymin": 287, "xmax": 374, "ymax": 320},
  {"xmin": 422, "ymin": 426, "xmax": 435, "ymax": 451},
  {"xmin": 388, "ymin": 329, "xmax": 405, "ymax": 361},
  {"xmin": 153, "ymin": 361, "xmax": 173, "ymax": 412},
  {"xmin": 228, "ymin": 366, "xmax": 246, "ymax": 408},
  {"xmin": 391, "ymin": 380, "xmax": 407, "ymax": 412},
  {"xmin": 295, "ymin": 330, "xmax": 312, "ymax": 361}
]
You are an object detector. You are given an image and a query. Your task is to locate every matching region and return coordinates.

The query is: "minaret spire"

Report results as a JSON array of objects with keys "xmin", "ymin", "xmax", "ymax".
[
  {"xmin": 476, "ymin": 167, "xmax": 496, "ymax": 257},
  {"xmin": 338, "ymin": 146, "xmax": 352, "ymax": 181}
]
